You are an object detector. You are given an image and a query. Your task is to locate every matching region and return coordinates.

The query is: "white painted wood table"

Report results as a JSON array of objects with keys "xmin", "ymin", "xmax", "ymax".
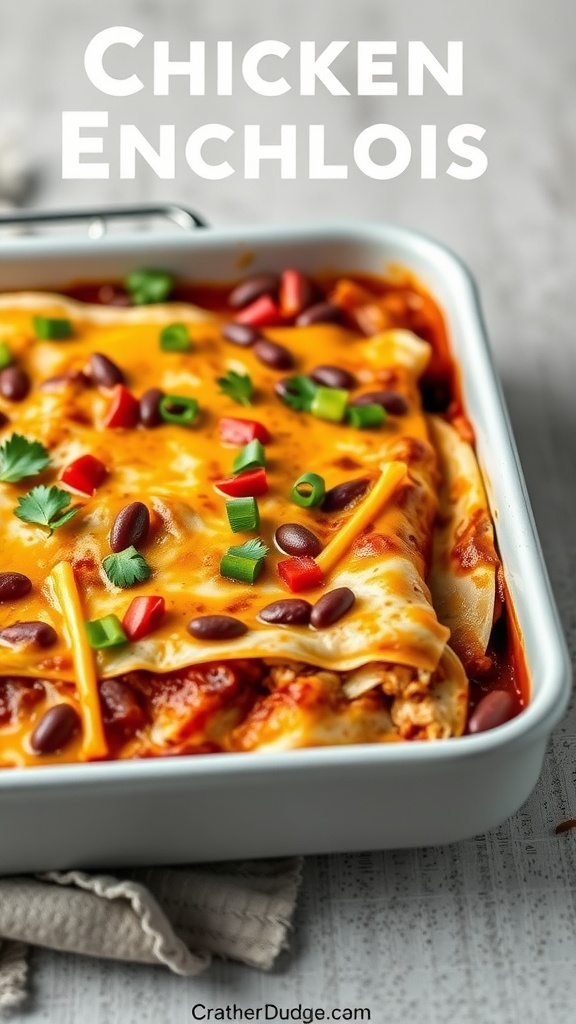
[{"xmin": 2, "ymin": 0, "xmax": 576, "ymax": 1020}]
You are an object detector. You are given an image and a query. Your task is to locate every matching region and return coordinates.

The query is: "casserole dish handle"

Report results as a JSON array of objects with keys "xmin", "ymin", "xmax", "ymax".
[{"xmin": 0, "ymin": 204, "xmax": 208, "ymax": 237}]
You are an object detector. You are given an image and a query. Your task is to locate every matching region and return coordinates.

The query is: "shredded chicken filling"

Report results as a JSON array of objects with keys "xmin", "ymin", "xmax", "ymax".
[{"xmin": 0, "ymin": 655, "xmax": 460, "ymax": 765}]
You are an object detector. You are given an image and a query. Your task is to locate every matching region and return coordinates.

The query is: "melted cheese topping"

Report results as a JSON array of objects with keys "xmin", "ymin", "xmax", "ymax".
[
  {"xmin": 0, "ymin": 294, "xmax": 450, "ymax": 693},
  {"xmin": 49, "ymin": 560, "xmax": 107, "ymax": 759}
]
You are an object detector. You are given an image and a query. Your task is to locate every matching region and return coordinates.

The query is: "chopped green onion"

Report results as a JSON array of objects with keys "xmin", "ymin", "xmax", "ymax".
[
  {"xmin": 220, "ymin": 553, "xmax": 264, "ymax": 584},
  {"xmin": 220, "ymin": 537, "xmax": 268, "ymax": 583},
  {"xmin": 84, "ymin": 614, "xmax": 127, "ymax": 649},
  {"xmin": 291, "ymin": 473, "xmax": 326, "ymax": 508},
  {"xmin": 159, "ymin": 322, "xmax": 191, "ymax": 352},
  {"xmin": 226, "ymin": 496, "xmax": 260, "ymax": 532},
  {"xmin": 310, "ymin": 386, "xmax": 348, "ymax": 423},
  {"xmin": 232, "ymin": 439, "xmax": 266, "ymax": 474},
  {"xmin": 159, "ymin": 394, "xmax": 198, "ymax": 425},
  {"xmin": 0, "ymin": 342, "xmax": 12, "ymax": 369},
  {"xmin": 125, "ymin": 269, "xmax": 175, "ymax": 305},
  {"xmin": 347, "ymin": 404, "xmax": 386, "ymax": 429},
  {"xmin": 33, "ymin": 316, "xmax": 73, "ymax": 340},
  {"xmin": 278, "ymin": 375, "xmax": 318, "ymax": 412},
  {"xmin": 227, "ymin": 538, "xmax": 269, "ymax": 560}
]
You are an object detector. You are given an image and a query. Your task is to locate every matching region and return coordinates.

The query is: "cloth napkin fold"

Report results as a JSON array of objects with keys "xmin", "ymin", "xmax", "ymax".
[{"xmin": 0, "ymin": 858, "xmax": 303, "ymax": 1013}]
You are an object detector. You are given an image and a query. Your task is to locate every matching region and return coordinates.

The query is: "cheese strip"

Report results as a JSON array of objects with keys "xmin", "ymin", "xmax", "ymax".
[
  {"xmin": 316, "ymin": 461, "xmax": 406, "ymax": 575},
  {"xmin": 50, "ymin": 561, "xmax": 107, "ymax": 760}
]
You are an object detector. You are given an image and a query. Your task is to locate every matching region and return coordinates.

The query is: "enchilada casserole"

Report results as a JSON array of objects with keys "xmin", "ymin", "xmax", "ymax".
[{"xmin": 0, "ymin": 267, "xmax": 526, "ymax": 765}]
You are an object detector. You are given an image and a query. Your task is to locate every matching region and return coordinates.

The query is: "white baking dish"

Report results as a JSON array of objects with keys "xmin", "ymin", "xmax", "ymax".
[{"xmin": 0, "ymin": 209, "xmax": 570, "ymax": 874}]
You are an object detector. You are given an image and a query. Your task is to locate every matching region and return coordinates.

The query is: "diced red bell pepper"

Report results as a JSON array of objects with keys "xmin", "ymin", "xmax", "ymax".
[
  {"xmin": 104, "ymin": 385, "xmax": 140, "ymax": 428},
  {"xmin": 218, "ymin": 416, "xmax": 271, "ymax": 446},
  {"xmin": 122, "ymin": 595, "xmax": 166, "ymax": 642},
  {"xmin": 277, "ymin": 557, "xmax": 325, "ymax": 593},
  {"xmin": 61, "ymin": 454, "xmax": 107, "ymax": 496},
  {"xmin": 235, "ymin": 294, "xmax": 284, "ymax": 328},
  {"xmin": 279, "ymin": 269, "xmax": 313, "ymax": 318},
  {"xmin": 214, "ymin": 467, "xmax": 268, "ymax": 497}
]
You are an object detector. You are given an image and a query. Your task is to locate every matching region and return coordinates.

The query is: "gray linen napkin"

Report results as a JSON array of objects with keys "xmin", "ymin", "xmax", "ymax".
[{"xmin": 0, "ymin": 858, "xmax": 303, "ymax": 1012}]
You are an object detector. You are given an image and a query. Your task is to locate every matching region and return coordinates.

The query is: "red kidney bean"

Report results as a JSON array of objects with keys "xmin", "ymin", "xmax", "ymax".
[
  {"xmin": 253, "ymin": 338, "xmax": 294, "ymax": 371},
  {"xmin": 310, "ymin": 587, "xmax": 355, "ymax": 629},
  {"xmin": 90, "ymin": 352, "xmax": 125, "ymax": 388},
  {"xmin": 188, "ymin": 615, "xmax": 247, "ymax": 640},
  {"xmin": 140, "ymin": 387, "xmax": 164, "ymax": 427},
  {"xmin": 555, "ymin": 819, "xmax": 576, "ymax": 835},
  {"xmin": 351, "ymin": 390, "xmax": 409, "ymax": 415},
  {"xmin": 229, "ymin": 274, "xmax": 279, "ymax": 310},
  {"xmin": 0, "ymin": 367, "xmax": 30, "ymax": 402},
  {"xmin": 0, "ymin": 572, "xmax": 32, "ymax": 602},
  {"xmin": 40, "ymin": 369, "xmax": 90, "ymax": 392},
  {"xmin": 222, "ymin": 323, "xmax": 262, "ymax": 347},
  {"xmin": 275, "ymin": 523, "xmax": 322, "ymax": 558},
  {"xmin": 468, "ymin": 691, "xmax": 515, "ymax": 734},
  {"xmin": 0, "ymin": 620, "xmax": 57, "ymax": 649},
  {"xmin": 110, "ymin": 502, "xmax": 150, "ymax": 553},
  {"xmin": 30, "ymin": 703, "xmax": 80, "ymax": 754},
  {"xmin": 258, "ymin": 599, "xmax": 312, "ymax": 626},
  {"xmin": 100, "ymin": 679, "xmax": 145, "ymax": 733},
  {"xmin": 322, "ymin": 477, "xmax": 370, "ymax": 513},
  {"xmin": 311, "ymin": 365, "xmax": 356, "ymax": 390},
  {"xmin": 296, "ymin": 302, "xmax": 344, "ymax": 327}
]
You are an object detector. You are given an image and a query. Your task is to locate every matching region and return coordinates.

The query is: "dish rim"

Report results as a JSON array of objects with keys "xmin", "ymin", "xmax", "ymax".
[{"xmin": 0, "ymin": 218, "xmax": 570, "ymax": 789}]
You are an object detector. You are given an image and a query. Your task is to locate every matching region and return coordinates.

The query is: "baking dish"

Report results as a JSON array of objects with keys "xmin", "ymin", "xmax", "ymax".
[{"xmin": 0, "ymin": 206, "xmax": 569, "ymax": 874}]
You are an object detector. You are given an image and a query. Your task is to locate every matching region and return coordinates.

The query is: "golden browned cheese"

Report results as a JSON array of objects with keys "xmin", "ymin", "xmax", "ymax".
[{"xmin": 0, "ymin": 293, "xmax": 464, "ymax": 764}]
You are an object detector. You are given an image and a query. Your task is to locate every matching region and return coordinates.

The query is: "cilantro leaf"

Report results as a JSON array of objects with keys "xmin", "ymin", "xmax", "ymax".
[
  {"xmin": 14, "ymin": 485, "xmax": 78, "ymax": 535},
  {"xmin": 279, "ymin": 376, "xmax": 318, "ymax": 412},
  {"xmin": 217, "ymin": 370, "xmax": 254, "ymax": 407},
  {"xmin": 0, "ymin": 433, "xmax": 51, "ymax": 483},
  {"xmin": 227, "ymin": 538, "xmax": 269, "ymax": 561},
  {"xmin": 49, "ymin": 508, "xmax": 79, "ymax": 530},
  {"xmin": 102, "ymin": 546, "xmax": 152, "ymax": 588},
  {"xmin": 125, "ymin": 269, "xmax": 174, "ymax": 306}
]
